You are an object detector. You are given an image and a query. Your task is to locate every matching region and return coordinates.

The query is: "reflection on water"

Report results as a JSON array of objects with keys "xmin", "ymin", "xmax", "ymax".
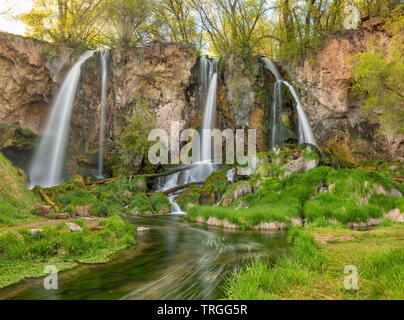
[{"xmin": 0, "ymin": 215, "xmax": 289, "ymax": 300}]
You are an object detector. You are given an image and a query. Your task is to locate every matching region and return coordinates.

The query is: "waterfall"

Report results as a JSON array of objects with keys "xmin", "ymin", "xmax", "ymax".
[
  {"xmin": 200, "ymin": 57, "xmax": 209, "ymax": 94},
  {"xmin": 98, "ymin": 50, "xmax": 109, "ymax": 179},
  {"xmin": 260, "ymin": 57, "xmax": 317, "ymax": 147},
  {"xmin": 157, "ymin": 58, "xmax": 219, "ymax": 213},
  {"xmin": 28, "ymin": 51, "xmax": 95, "ymax": 189},
  {"xmin": 201, "ymin": 69, "xmax": 218, "ymax": 161},
  {"xmin": 281, "ymin": 81, "xmax": 316, "ymax": 146}
]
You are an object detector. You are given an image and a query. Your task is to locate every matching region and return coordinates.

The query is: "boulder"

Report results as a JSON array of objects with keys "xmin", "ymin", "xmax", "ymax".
[
  {"xmin": 32, "ymin": 203, "xmax": 52, "ymax": 217},
  {"xmin": 52, "ymin": 212, "xmax": 70, "ymax": 219},
  {"xmin": 253, "ymin": 222, "xmax": 287, "ymax": 231},
  {"xmin": 221, "ymin": 181, "xmax": 252, "ymax": 207},
  {"xmin": 74, "ymin": 205, "xmax": 91, "ymax": 217},
  {"xmin": 90, "ymin": 227, "xmax": 104, "ymax": 232},
  {"xmin": 30, "ymin": 229, "xmax": 43, "ymax": 236},
  {"xmin": 304, "ymin": 160, "xmax": 319, "ymax": 172},
  {"xmin": 123, "ymin": 190, "xmax": 133, "ymax": 200},
  {"xmin": 283, "ymin": 157, "xmax": 305, "ymax": 177},
  {"xmin": 137, "ymin": 226, "xmax": 150, "ymax": 233},
  {"xmin": 65, "ymin": 222, "xmax": 82, "ymax": 232},
  {"xmin": 375, "ymin": 185, "xmax": 402, "ymax": 198},
  {"xmin": 233, "ymin": 181, "xmax": 252, "ymax": 199},
  {"xmin": 386, "ymin": 209, "xmax": 404, "ymax": 223}
]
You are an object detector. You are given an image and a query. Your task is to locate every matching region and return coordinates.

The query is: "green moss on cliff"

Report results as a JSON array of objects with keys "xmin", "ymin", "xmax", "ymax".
[{"xmin": 0, "ymin": 153, "xmax": 40, "ymax": 226}]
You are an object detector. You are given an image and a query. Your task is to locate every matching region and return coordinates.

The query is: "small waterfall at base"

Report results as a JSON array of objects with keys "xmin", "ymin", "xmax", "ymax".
[
  {"xmin": 157, "ymin": 58, "xmax": 219, "ymax": 214},
  {"xmin": 260, "ymin": 57, "xmax": 317, "ymax": 147},
  {"xmin": 28, "ymin": 51, "xmax": 95, "ymax": 189},
  {"xmin": 98, "ymin": 50, "xmax": 109, "ymax": 179}
]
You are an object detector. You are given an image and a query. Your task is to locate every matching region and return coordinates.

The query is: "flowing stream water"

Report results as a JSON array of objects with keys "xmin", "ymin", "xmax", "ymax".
[
  {"xmin": 28, "ymin": 51, "xmax": 95, "ymax": 189},
  {"xmin": 0, "ymin": 216, "xmax": 289, "ymax": 300}
]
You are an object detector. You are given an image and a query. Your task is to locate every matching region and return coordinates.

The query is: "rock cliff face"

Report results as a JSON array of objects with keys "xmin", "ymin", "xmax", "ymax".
[
  {"xmin": 1, "ymin": 19, "xmax": 403, "ymax": 175},
  {"xmin": 0, "ymin": 35, "xmax": 201, "ymax": 172},
  {"xmin": 292, "ymin": 17, "xmax": 404, "ymax": 162},
  {"xmin": 0, "ymin": 33, "xmax": 74, "ymax": 134}
]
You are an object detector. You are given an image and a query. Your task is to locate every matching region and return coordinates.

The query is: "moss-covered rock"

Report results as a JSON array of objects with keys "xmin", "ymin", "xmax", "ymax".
[
  {"xmin": 222, "ymin": 181, "xmax": 252, "ymax": 207},
  {"xmin": 0, "ymin": 123, "xmax": 38, "ymax": 151},
  {"xmin": 200, "ymin": 170, "xmax": 229, "ymax": 205},
  {"xmin": 150, "ymin": 193, "xmax": 171, "ymax": 215},
  {"xmin": 0, "ymin": 152, "xmax": 41, "ymax": 225},
  {"xmin": 129, "ymin": 193, "xmax": 153, "ymax": 216},
  {"xmin": 177, "ymin": 185, "xmax": 203, "ymax": 210}
]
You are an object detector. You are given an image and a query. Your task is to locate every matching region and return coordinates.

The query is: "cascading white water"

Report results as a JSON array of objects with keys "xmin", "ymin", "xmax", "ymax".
[
  {"xmin": 28, "ymin": 51, "xmax": 95, "ymax": 189},
  {"xmin": 201, "ymin": 72, "xmax": 218, "ymax": 160},
  {"xmin": 281, "ymin": 81, "xmax": 316, "ymax": 146},
  {"xmin": 261, "ymin": 58, "xmax": 282, "ymax": 81},
  {"xmin": 98, "ymin": 50, "xmax": 109, "ymax": 179},
  {"xmin": 200, "ymin": 56, "xmax": 209, "ymax": 94},
  {"xmin": 157, "ymin": 58, "xmax": 219, "ymax": 213},
  {"xmin": 260, "ymin": 57, "xmax": 317, "ymax": 147}
]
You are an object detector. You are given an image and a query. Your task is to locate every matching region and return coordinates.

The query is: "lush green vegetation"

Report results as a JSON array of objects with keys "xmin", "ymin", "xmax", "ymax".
[
  {"xmin": 185, "ymin": 163, "xmax": 404, "ymax": 228},
  {"xmin": 351, "ymin": 6, "xmax": 404, "ymax": 138},
  {"xmin": 187, "ymin": 203, "xmax": 299, "ymax": 230},
  {"xmin": 224, "ymin": 225, "xmax": 404, "ymax": 299},
  {"xmin": 0, "ymin": 216, "xmax": 135, "ymax": 288},
  {"xmin": 0, "ymin": 123, "xmax": 38, "ymax": 150},
  {"xmin": 116, "ymin": 96, "xmax": 157, "ymax": 169},
  {"xmin": 0, "ymin": 153, "xmax": 41, "ymax": 226},
  {"xmin": 14, "ymin": 0, "xmax": 401, "ymax": 60},
  {"xmin": 39, "ymin": 173, "xmax": 170, "ymax": 217},
  {"xmin": 150, "ymin": 193, "xmax": 171, "ymax": 214},
  {"xmin": 177, "ymin": 185, "xmax": 203, "ymax": 209}
]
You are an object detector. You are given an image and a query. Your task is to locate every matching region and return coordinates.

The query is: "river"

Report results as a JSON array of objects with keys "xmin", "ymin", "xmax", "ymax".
[{"xmin": 0, "ymin": 215, "xmax": 289, "ymax": 300}]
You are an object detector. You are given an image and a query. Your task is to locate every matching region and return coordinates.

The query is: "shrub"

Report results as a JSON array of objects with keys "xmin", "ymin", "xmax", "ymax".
[
  {"xmin": 56, "ymin": 190, "xmax": 96, "ymax": 209},
  {"xmin": 129, "ymin": 193, "xmax": 153, "ymax": 215},
  {"xmin": 150, "ymin": 193, "xmax": 170, "ymax": 214}
]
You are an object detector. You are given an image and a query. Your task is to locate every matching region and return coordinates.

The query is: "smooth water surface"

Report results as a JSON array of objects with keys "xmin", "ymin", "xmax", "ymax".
[{"xmin": 0, "ymin": 216, "xmax": 289, "ymax": 300}]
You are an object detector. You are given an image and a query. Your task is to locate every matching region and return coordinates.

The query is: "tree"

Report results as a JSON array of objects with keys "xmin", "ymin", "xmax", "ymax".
[
  {"xmin": 105, "ymin": 0, "xmax": 151, "ymax": 48},
  {"xmin": 272, "ymin": 0, "xmax": 402, "ymax": 63},
  {"xmin": 116, "ymin": 96, "xmax": 157, "ymax": 168},
  {"xmin": 153, "ymin": 0, "xmax": 202, "ymax": 49},
  {"xmin": 189, "ymin": 0, "xmax": 272, "ymax": 59},
  {"xmin": 18, "ymin": 0, "xmax": 108, "ymax": 47},
  {"xmin": 351, "ymin": 6, "xmax": 404, "ymax": 139}
]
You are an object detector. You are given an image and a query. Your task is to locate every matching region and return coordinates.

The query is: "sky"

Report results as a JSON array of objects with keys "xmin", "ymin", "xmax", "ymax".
[{"xmin": 0, "ymin": 0, "xmax": 33, "ymax": 35}]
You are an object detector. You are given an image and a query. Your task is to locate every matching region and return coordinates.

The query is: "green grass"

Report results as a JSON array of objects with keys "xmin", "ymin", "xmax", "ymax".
[
  {"xmin": 361, "ymin": 249, "xmax": 404, "ymax": 299},
  {"xmin": 0, "ymin": 216, "xmax": 135, "ymax": 289},
  {"xmin": 202, "ymin": 170, "xmax": 228, "ymax": 195},
  {"xmin": 177, "ymin": 185, "xmax": 203, "ymax": 209},
  {"xmin": 224, "ymin": 228, "xmax": 327, "ymax": 299},
  {"xmin": 224, "ymin": 224, "xmax": 404, "ymax": 300},
  {"xmin": 149, "ymin": 193, "xmax": 171, "ymax": 214},
  {"xmin": 186, "ymin": 201, "xmax": 300, "ymax": 230},
  {"xmin": 0, "ymin": 152, "xmax": 41, "ymax": 226},
  {"xmin": 56, "ymin": 190, "xmax": 97, "ymax": 209},
  {"xmin": 129, "ymin": 193, "xmax": 153, "ymax": 215},
  {"xmin": 304, "ymin": 193, "xmax": 383, "ymax": 224},
  {"xmin": 186, "ymin": 166, "xmax": 404, "ymax": 227}
]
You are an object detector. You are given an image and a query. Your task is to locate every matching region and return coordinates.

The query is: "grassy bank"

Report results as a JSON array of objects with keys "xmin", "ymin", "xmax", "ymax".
[
  {"xmin": 224, "ymin": 223, "xmax": 404, "ymax": 300},
  {"xmin": 0, "ymin": 152, "xmax": 42, "ymax": 226},
  {"xmin": 0, "ymin": 216, "xmax": 135, "ymax": 289},
  {"xmin": 184, "ymin": 166, "xmax": 404, "ymax": 229}
]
